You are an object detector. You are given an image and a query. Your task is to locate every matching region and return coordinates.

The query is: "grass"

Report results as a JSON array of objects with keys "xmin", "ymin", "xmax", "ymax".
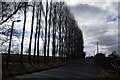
[
  {"xmin": 2, "ymin": 60, "xmax": 71, "ymax": 79},
  {"xmin": 2, "ymin": 53, "xmax": 73, "ymax": 79},
  {"xmin": 96, "ymin": 63, "xmax": 120, "ymax": 79},
  {"xmin": 2, "ymin": 53, "xmax": 85, "ymax": 79}
]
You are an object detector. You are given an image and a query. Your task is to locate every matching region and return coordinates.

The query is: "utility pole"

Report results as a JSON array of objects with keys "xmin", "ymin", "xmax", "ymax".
[{"xmin": 97, "ymin": 41, "xmax": 99, "ymax": 54}]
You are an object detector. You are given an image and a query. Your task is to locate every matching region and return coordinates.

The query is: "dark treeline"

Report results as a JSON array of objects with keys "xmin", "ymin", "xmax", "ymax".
[
  {"xmin": 0, "ymin": 1, "xmax": 85, "ymax": 67},
  {"xmin": 94, "ymin": 51, "xmax": 120, "ymax": 73}
]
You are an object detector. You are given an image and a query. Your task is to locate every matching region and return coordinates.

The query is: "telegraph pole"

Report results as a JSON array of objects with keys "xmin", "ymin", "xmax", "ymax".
[{"xmin": 97, "ymin": 41, "xmax": 99, "ymax": 54}]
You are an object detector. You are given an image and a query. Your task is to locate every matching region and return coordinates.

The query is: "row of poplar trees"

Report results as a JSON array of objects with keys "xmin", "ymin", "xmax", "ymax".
[{"xmin": 1, "ymin": 1, "xmax": 85, "ymax": 66}]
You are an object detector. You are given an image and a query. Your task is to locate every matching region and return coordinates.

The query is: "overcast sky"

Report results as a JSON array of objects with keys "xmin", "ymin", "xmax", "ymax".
[
  {"xmin": 66, "ymin": 1, "xmax": 118, "ymax": 56},
  {"xmin": 0, "ymin": 1, "xmax": 118, "ymax": 56}
]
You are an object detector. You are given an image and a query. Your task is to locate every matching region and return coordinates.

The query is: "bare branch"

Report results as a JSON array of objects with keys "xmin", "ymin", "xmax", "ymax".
[{"xmin": 0, "ymin": 2, "xmax": 24, "ymax": 25}]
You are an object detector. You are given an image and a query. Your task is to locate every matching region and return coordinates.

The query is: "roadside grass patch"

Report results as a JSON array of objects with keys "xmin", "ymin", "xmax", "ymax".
[{"xmin": 2, "ymin": 60, "xmax": 71, "ymax": 79}]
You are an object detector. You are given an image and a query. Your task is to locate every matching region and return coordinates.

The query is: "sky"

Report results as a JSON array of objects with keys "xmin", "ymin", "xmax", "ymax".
[
  {"xmin": 66, "ymin": 1, "xmax": 118, "ymax": 56},
  {"xmin": 0, "ymin": 1, "xmax": 119, "ymax": 57}
]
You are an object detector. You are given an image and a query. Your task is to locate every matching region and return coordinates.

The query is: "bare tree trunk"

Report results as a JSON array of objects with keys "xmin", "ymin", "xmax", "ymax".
[
  {"xmin": 61, "ymin": 30, "xmax": 64, "ymax": 60},
  {"xmin": 34, "ymin": 3, "xmax": 39, "ymax": 64},
  {"xmin": 44, "ymin": 1, "xmax": 48, "ymax": 64},
  {"xmin": 28, "ymin": 2, "xmax": 35, "ymax": 64},
  {"xmin": 64, "ymin": 15, "xmax": 68, "ymax": 59},
  {"xmin": 20, "ymin": 3, "xmax": 27, "ymax": 64},
  {"xmin": 47, "ymin": 1, "xmax": 52, "ymax": 63},
  {"xmin": 52, "ymin": 3, "xmax": 57, "ymax": 61},
  {"xmin": 58, "ymin": 2, "xmax": 62, "ymax": 60},
  {"xmin": 68, "ymin": 28, "xmax": 71, "ymax": 59},
  {"xmin": 56, "ymin": 38, "xmax": 59, "ymax": 57},
  {"xmin": 37, "ymin": 2, "xmax": 42, "ymax": 64},
  {"xmin": 54, "ymin": 25, "xmax": 57, "ymax": 57}
]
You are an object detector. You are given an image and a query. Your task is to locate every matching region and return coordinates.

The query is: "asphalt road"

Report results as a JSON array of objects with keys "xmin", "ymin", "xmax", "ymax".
[{"xmin": 13, "ymin": 58, "xmax": 100, "ymax": 79}]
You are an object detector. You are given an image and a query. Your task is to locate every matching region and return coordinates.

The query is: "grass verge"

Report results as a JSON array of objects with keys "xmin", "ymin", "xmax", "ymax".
[
  {"xmin": 96, "ymin": 63, "xmax": 120, "ymax": 80},
  {"xmin": 2, "ymin": 60, "xmax": 71, "ymax": 79}
]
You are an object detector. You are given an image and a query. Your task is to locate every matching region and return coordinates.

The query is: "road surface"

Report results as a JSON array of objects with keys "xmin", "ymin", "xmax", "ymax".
[{"xmin": 12, "ymin": 58, "xmax": 101, "ymax": 79}]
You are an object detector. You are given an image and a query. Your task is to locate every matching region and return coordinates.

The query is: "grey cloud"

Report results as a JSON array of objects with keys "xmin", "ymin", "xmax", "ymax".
[
  {"xmin": 86, "ymin": 27, "xmax": 107, "ymax": 37},
  {"xmin": 70, "ymin": 3, "xmax": 107, "ymax": 17},
  {"xmin": 88, "ymin": 30, "xmax": 117, "ymax": 47},
  {"xmin": 105, "ymin": 44, "xmax": 118, "ymax": 54},
  {"xmin": 98, "ymin": 35, "xmax": 117, "ymax": 46},
  {"xmin": 69, "ymin": 2, "xmax": 118, "ymax": 56}
]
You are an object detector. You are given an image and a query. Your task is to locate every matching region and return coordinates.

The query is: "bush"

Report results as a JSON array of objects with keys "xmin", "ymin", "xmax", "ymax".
[{"xmin": 94, "ymin": 53, "xmax": 106, "ymax": 65}]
